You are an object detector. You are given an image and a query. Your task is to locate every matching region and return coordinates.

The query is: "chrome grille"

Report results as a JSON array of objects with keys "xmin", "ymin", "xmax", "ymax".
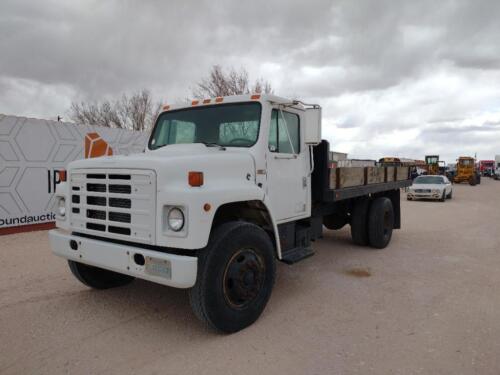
[
  {"xmin": 69, "ymin": 169, "xmax": 156, "ymax": 243},
  {"xmin": 415, "ymin": 189, "xmax": 431, "ymax": 193}
]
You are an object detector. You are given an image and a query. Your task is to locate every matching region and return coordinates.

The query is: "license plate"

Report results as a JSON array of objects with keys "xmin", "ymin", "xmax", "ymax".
[{"xmin": 145, "ymin": 257, "xmax": 171, "ymax": 279}]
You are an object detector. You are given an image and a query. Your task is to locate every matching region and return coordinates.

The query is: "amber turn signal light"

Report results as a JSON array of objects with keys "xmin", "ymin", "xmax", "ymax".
[{"xmin": 188, "ymin": 171, "xmax": 204, "ymax": 187}]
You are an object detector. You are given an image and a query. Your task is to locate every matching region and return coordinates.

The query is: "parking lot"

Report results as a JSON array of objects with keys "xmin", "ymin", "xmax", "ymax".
[{"xmin": 1, "ymin": 178, "xmax": 500, "ymax": 374}]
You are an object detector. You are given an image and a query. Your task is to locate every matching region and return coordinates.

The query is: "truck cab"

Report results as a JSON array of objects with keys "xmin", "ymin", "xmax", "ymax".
[{"xmin": 50, "ymin": 94, "xmax": 409, "ymax": 332}]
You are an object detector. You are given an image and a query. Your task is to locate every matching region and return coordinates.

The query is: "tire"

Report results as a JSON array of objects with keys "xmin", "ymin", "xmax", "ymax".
[
  {"xmin": 469, "ymin": 177, "xmax": 476, "ymax": 186},
  {"xmin": 350, "ymin": 198, "xmax": 370, "ymax": 246},
  {"xmin": 477, "ymin": 175, "xmax": 481, "ymax": 184},
  {"xmin": 446, "ymin": 190, "xmax": 453, "ymax": 199},
  {"xmin": 323, "ymin": 213, "xmax": 347, "ymax": 230},
  {"xmin": 189, "ymin": 221, "xmax": 276, "ymax": 333},
  {"xmin": 440, "ymin": 191, "xmax": 446, "ymax": 202},
  {"xmin": 68, "ymin": 261, "xmax": 135, "ymax": 289},
  {"xmin": 368, "ymin": 197, "xmax": 394, "ymax": 249},
  {"xmin": 406, "ymin": 196, "xmax": 412, "ymax": 201}
]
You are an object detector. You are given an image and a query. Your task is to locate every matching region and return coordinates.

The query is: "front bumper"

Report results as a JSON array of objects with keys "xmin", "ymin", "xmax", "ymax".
[
  {"xmin": 49, "ymin": 229, "xmax": 197, "ymax": 288},
  {"xmin": 407, "ymin": 192, "xmax": 442, "ymax": 200}
]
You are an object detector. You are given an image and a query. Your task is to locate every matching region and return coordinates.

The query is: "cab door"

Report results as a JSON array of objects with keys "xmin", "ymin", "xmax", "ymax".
[{"xmin": 265, "ymin": 108, "xmax": 309, "ymax": 222}]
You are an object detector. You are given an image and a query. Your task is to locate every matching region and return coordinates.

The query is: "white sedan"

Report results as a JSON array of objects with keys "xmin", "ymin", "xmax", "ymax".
[{"xmin": 407, "ymin": 175, "xmax": 453, "ymax": 201}]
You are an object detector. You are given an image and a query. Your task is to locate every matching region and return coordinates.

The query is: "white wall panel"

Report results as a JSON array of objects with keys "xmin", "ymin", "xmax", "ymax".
[{"xmin": 0, "ymin": 114, "xmax": 148, "ymax": 230}]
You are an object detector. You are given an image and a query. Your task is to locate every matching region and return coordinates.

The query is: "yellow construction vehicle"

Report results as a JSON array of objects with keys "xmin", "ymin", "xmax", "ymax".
[
  {"xmin": 454, "ymin": 156, "xmax": 480, "ymax": 185},
  {"xmin": 425, "ymin": 155, "xmax": 439, "ymax": 175}
]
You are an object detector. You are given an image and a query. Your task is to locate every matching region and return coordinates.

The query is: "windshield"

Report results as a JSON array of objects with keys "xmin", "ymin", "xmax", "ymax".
[
  {"xmin": 414, "ymin": 176, "xmax": 445, "ymax": 184},
  {"xmin": 149, "ymin": 102, "xmax": 261, "ymax": 150},
  {"xmin": 459, "ymin": 159, "xmax": 473, "ymax": 166}
]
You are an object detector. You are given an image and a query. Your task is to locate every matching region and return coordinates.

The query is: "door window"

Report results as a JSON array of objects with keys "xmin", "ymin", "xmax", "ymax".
[{"xmin": 269, "ymin": 109, "xmax": 300, "ymax": 154}]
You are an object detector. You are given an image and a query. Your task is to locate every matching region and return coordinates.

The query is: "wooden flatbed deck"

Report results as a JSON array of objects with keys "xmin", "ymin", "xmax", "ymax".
[{"xmin": 311, "ymin": 140, "xmax": 412, "ymax": 204}]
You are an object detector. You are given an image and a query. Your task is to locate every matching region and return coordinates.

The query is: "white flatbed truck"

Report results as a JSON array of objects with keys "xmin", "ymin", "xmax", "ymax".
[{"xmin": 49, "ymin": 94, "xmax": 411, "ymax": 332}]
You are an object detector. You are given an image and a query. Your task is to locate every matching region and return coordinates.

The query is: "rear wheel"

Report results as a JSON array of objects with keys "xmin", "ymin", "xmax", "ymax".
[
  {"xmin": 368, "ymin": 197, "xmax": 394, "ymax": 249},
  {"xmin": 350, "ymin": 198, "xmax": 370, "ymax": 246},
  {"xmin": 189, "ymin": 221, "xmax": 276, "ymax": 333},
  {"xmin": 323, "ymin": 213, "xmax": 348, "ymax": 230},
  {"xmin": 68, "ymin": 261, "xmax": 135, "ymax": 289},
  {"xmin": 446, "ymin": 190, "xmax": 453, "ymax": 199}
]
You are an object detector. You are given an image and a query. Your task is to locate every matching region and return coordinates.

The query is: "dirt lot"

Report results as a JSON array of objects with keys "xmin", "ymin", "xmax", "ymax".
[{"xmin": 1, "ymin": 178, "xmax": 500, "ymax": 375}]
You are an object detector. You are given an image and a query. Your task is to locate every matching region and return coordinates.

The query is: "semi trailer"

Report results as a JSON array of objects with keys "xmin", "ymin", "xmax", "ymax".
[
  {"xmin": 479, "ymin": 160, "xmax": 495, "ymax": 177},
  {"xmin": 49, "ymin": 94, "xmax": 411, "ymax": 333}
]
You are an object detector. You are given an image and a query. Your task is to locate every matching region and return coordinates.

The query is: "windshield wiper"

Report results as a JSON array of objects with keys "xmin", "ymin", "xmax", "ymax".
[
  {"xmin": 200, "ymin": 142, "xmax": 226, "ymax": 150},
  {"xmin": 153, "ymin": 144, "xmax": 168, "ymax": 150},
  {"xmin": 153, "ymin": 142, "xmax": 226, "ymax": 151}
]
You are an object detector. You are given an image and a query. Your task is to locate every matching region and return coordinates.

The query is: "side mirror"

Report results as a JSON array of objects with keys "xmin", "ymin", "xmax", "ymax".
[{"xmin": 304, "ymin": 107, "xmax": 322, "ymax": 145}]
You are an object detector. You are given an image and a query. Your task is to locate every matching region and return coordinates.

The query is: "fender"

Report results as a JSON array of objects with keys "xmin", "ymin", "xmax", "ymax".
[{"xmin": 156, "ymin": 182, "xmax": 282, "ymax": 254}]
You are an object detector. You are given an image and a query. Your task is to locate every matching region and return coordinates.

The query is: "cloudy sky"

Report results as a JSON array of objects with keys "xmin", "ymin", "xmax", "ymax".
[{"xmin": 1, "ymin": 0, "xmax": 500, "ymax": 162}]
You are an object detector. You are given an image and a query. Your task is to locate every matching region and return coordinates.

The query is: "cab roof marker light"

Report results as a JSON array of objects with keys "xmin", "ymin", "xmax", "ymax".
[
  {"xmin": 250, "ymin": 94, "xmax": 261, "ymax": 100},
  {"xmin": 215, "ymin": 97, "xmax": 224, "ymax": 103},
  {"xmin": 192, "ymin": 100, "xmax": 199, "ymax": 106},
  {"xmin": 162, "ymin": 105, "xmax": 170, "ymax": 110},
  {"xmin": 203, "ymin": 99, "xmax": 211, "ymax": 104}
]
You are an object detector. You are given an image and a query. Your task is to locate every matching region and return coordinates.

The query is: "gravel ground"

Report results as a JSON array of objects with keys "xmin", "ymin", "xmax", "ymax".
[{"xmin": 1, "ymin": 178, "xmax": 500, "ymax": 375}]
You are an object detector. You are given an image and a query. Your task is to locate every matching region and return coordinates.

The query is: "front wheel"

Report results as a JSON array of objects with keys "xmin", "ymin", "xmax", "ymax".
[
  {"xmin": 189, "ymin": 221, "xmax": 276, "ymax": 333},
  {"xmin": 440, "ymin": 191, "xmax": 446, "ymax": 202},
  {"xmin": 68, "ymin": 261, "xmax": 135, "ymax": 289},
  {"xmin": 447, "ymin": 190, "xmax": 453, "ymax": 199}
]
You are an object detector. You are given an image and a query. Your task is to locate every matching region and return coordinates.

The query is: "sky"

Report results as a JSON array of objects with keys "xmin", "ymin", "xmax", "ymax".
[{"xmin": 1, "ymin": 0, "xmax": 500, "ymax": 163}]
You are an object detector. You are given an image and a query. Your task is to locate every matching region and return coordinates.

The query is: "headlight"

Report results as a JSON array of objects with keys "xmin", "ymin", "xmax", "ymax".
[
  {"xmin": 57, "ymin": 197, "xmax": 66, "ymax": 217},
  {"xmin": 167, "ymin": 207, "xmax": 184, "ymax": 231},
  {"xmin": 432, "ymin": 189, "xmax": 440, "ymax": 194}
]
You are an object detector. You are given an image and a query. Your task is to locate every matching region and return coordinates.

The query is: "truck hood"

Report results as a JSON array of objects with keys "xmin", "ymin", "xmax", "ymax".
[{"xmin": 68, "ymin": 143, "xmax": 256, "ymax": 185}]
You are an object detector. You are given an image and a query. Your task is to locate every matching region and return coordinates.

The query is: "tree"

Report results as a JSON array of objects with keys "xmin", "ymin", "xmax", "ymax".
[
  {"xmin": 192, "ymin": 65, "xmax": 273, "ymax": 99},
  {"xmin": 69, "ymin": 89, "xmax": 161, "ymax": 131},
  {"xmin": 69, "ymin": 66, "xmax": 273, "ymax": 131}
]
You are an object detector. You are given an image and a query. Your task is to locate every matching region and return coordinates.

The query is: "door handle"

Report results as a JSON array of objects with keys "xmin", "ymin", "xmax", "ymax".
[{"xmin": 274, "ymin": 154, "xmax": 297, "ymax": 160}]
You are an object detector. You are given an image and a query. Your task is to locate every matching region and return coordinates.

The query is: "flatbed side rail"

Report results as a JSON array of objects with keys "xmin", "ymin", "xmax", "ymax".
[
  {"xmin": 311, "ymin": 140, "xmax": 413, "ymax": 203},
  {"xmin": 325, "ymin": 179, "xmax": 412, "ymax": 202}
]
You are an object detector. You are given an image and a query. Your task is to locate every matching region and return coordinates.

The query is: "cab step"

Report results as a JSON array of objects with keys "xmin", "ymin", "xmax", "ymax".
[{"xmin": 280, "ymin": 247, "xmax": 315, "ymax": 265}]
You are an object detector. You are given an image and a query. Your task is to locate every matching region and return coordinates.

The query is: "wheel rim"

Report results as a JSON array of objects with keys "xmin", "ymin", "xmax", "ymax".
[{"xmin": 223, "ymin": 249, "xmax": 265, "ymax": 309}]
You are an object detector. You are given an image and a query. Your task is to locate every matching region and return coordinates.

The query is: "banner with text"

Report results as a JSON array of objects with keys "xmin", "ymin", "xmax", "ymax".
[{"xmin": 0, "ymin": 114, "xmax": 148, "ymax": 231}]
